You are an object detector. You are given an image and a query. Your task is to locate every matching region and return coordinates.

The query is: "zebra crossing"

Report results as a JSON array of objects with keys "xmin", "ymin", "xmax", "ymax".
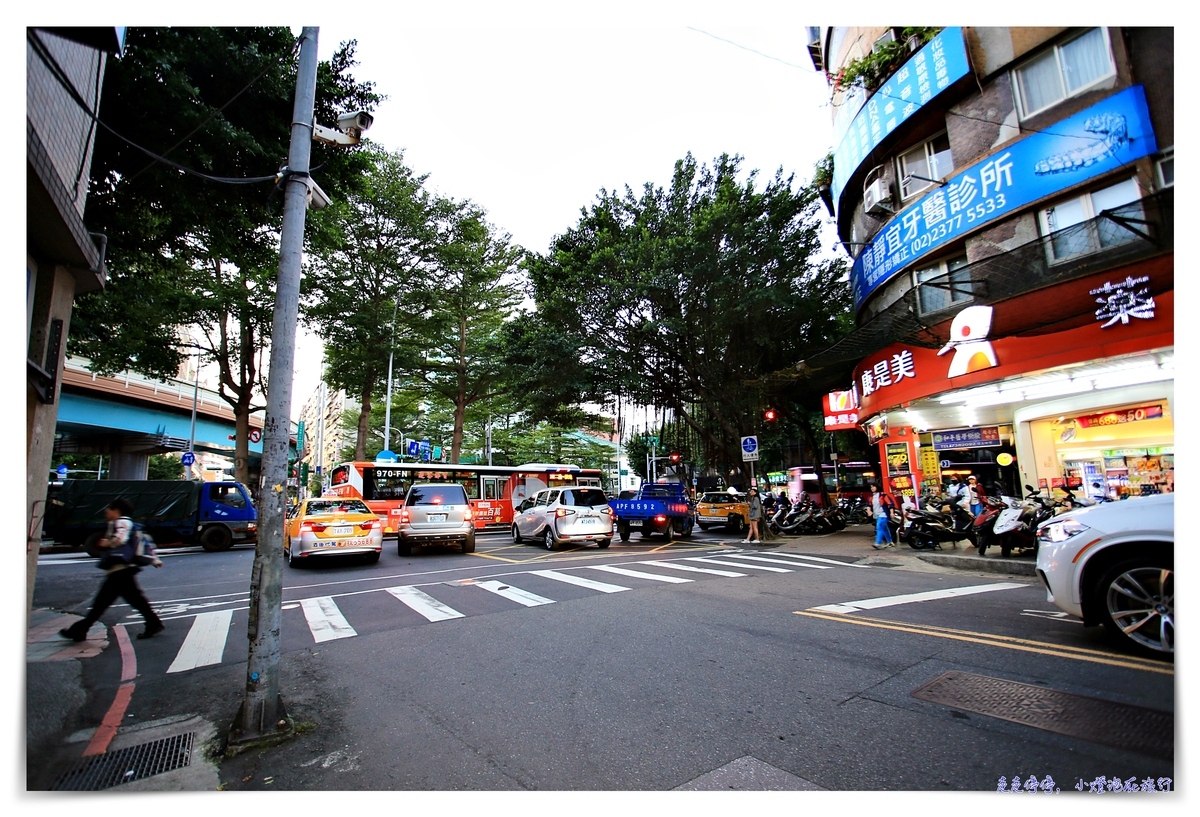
[{"xmin": 155, "ymin": 551, "xmax": 866, "ymax": 674}]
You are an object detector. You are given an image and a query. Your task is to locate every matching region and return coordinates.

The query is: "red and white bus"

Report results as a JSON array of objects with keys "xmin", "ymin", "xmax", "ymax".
[
  {"xmin": 326, "ymin": 461, "xmax": 605, "ymax": 536},
  {"xmin": 786, "ymin": 462, "xmax": 878, "ymax": 505}
]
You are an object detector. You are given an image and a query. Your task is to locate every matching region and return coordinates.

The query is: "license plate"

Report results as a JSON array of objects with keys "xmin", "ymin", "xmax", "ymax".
[
  {"xmin": 329, "ymin": 526, "xmax": 352, "ymax": 536},
  {"xmin": 428, "ymin": 514, "xmax": 447, "ymax": 523},
  {"xmin": 580, "ymin": 517, "xmax": 598, "ymax": 525},
  {"xmin": 628, "ymin": 521, "xmax": 642, "ymax": 527}
]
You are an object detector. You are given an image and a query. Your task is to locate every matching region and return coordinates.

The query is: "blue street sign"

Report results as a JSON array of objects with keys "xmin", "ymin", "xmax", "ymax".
[
  {"xmin": 407, "ymin": 440, "xmax": 420, "ymax": 457},
  {"xmin": 376, "ymin": 449, "xmax": 397, "ymax": 463},
  {"xmin": 181, "ymin": 451, "xmax": 196, "ymax": 466},
  {"xmin": 741, "ymin": 436, "xmax": 758, "ymax": 454},
  {"xmin": 940, "ymin": 460, "xmax": 952, "ymax": 468},
  {"xmin": 56, "ymin": 464, "xmax": 68, "ymax": 478}
]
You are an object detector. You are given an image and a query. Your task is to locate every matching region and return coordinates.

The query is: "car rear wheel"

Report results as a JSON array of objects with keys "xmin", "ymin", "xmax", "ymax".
[
  {"xmin": 618, "ymin": 523, "xmax": 630, "ymax": 542},
  {"xmin": 598, "ymin": 539, "xmax": 611, "ymax": 549},
  {"xmin": 1095, "ymin": 558, "xmax": 1173, "ymax": 655},
  {"xmin": 511, "ymin": 524, "xmax": 523, "ymax": 544},
  {"xmin": 286, "ymin": 544, "xmax": 300, "ymax": 568},
  {"xmin": 543, "ymin": 528, "xmax": 556, "ymax": 551},
  {"xmin": 727, "ymin": 515, "xmax": 744, "ymax": 534},
  {"xmin": 662, "ymin": 522, "xmax": 674, "ymax": 542},
  {"xmin": 462, "ymin": 534, "xmax": 476, "ymax": 554},
  {"xmin": 363, "ymin": 551, "xmax": 380, "ymax": 564}
]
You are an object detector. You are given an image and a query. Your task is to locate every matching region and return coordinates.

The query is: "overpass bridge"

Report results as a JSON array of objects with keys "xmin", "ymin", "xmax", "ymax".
[{"xmin": 54, "ymin": 356, "xmax": 294, "ymax": 481}]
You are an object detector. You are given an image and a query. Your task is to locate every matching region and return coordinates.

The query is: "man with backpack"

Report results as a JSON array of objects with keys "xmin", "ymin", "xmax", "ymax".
[{"xmin": 59, "ymin": 498, "xmax": 165, "ymax": 642}]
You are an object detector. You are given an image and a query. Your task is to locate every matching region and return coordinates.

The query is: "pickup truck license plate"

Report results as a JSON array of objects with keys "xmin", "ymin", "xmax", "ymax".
[
  {"xmin": 428, "ymin": 514, "xmax": 447, "ymax": 523},
  {"xmin": 628, "ymin": 520, "xmax": 642, "ymax": 527}
]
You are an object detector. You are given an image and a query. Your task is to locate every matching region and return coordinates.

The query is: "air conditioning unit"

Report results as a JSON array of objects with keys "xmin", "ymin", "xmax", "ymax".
[{"xmin": 864, "ymin": 177, "xmax": 893, "ymax": 216}]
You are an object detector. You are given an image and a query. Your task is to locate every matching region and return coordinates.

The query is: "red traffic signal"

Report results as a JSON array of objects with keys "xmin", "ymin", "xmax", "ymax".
[
  {"xmin": 763, "ymin": 408, "xmax": 778, "ymax": 422},
  {"xmin": 669, "ymin": 452, "xmax": 681, "ymax": 463}
]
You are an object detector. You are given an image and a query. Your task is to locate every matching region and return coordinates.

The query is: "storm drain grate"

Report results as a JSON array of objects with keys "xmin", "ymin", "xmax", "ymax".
[
  {"xmin": 911, "ymin": 671, "xmax": 1172, "ymax": 759},
  {"xmin": 52, "ymin": 732, "xmax": 195, "ymax": 791}
]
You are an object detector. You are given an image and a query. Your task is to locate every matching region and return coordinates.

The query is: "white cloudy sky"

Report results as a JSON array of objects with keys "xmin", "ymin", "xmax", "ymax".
[{"xmin": 289, "ymin": 5, "xmax": 840, "ymax": 418}]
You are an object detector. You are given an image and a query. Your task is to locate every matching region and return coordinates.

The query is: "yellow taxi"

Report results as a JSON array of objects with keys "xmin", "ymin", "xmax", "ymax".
[
  {"xmin": 284, "ymin": 497, "xmax": 383, "ymax": 568},
  {"xmin": 694, "ymin": 491, "xmax": 750, "ymax": 535}
]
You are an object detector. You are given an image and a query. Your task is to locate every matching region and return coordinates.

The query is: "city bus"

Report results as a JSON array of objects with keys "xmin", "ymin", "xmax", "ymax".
[
  {"xmin": 786, "ymin": 462, "xmax": 877, "ymax": 506},
  {"xmin": 326, "ymin": 461, "xmax": 605, "ymax": 536}
]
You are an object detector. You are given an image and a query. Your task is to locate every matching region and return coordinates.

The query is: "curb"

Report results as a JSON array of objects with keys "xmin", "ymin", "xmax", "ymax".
[{"xmin": 916, "ymin": 552, "xmax": 1037, "ymax": 576}]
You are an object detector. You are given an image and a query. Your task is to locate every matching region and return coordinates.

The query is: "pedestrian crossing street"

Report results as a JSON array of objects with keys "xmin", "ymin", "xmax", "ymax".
[{"xmin": 154, "ymin": 551, "xmax": 868, "ymax": 675}]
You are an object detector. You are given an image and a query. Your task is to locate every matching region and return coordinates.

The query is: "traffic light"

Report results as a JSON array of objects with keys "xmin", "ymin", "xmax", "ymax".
[
  {"xmin": 763, "ymin": 408, "xmax": 778, "ymax": 422},
  {"xmin": 669, "ymin": 452, "xmax": 681, "ymax": 464}
]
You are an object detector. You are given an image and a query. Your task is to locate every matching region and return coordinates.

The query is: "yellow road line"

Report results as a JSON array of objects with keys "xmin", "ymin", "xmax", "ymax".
[{"xmin": 794, "ymin": 611, "xmax": 1173, "ymax": 676}]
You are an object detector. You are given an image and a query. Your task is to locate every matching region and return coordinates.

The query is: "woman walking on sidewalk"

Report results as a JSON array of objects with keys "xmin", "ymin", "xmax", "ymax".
[
  {"xmin": 60, "ymin": 498, "xmax": 165, "ymax": 642},
  {"xmin": 870, "ymin": 483, "xmax": 895, "ymax": 548}
]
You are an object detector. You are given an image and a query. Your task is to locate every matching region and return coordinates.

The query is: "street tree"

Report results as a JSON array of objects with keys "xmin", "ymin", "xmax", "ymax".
[
  {"xmin": 75, "ymin": 27, "xmax": 380, "ymax": 481},
  {"xmin": 303, "ymin": 146, "xmax": 452, "ymax": 461},
  {"xmin": 413, "ymin": 207, "xmax": 525, "ymax": 463},
  {"xmin": 522, "ymin": 152, "xmax": 850, "ymax": 473}
]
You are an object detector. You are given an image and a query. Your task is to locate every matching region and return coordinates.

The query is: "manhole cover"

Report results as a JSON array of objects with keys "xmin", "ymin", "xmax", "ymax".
[
  {"xmin": 911, "ymin": 671, "xmax": 1172, "ymax": 759},
  {"xmin": 52, "ymin": 732, "xmax": 195, "ymax": 791}
]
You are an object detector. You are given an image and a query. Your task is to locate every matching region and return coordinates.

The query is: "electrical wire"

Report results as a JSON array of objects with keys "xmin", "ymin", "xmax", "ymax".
[{"xmin": 28, "ymin": 29, "xmax": 286, "ymax": 186}]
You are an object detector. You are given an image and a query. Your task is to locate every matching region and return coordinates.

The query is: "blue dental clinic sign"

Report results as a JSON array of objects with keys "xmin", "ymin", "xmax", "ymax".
[
  {"xmin": 831, "ymin": 27, "xmax": 971, "ymax": 204},
  {"xmin": 850, "ymin": 85, "xmax": 1157, "ymax": 311}
]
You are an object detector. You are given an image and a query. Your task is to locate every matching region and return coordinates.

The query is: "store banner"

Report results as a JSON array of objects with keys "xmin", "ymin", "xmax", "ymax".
[
  {"xmin": 831, "ymin": 27, "xmax": 970, "ymax": 203},
  {"xmin": 850, "ymin": 85, "xmax": 1158, "ymax": 311},
  {"xmin": 886, "ymin": 441, "xmax": 912, "ymax": 474},
  {"xmin": 823, "ymin": 389, "xmax": 861, "ymax": 430},
  {"xmin": 1076, "ymin": 404, "xmax": 1162, "ymax": 428},
  {"xmin": 864, "ymin": 414, "xmax": 889, "ymax": 444},
  {"xmin": 931, "ymin": 426, "xmax": 1001, "ymax": 450}
]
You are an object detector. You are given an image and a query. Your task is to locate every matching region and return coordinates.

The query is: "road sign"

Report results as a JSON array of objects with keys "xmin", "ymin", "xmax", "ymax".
[
  {"xmin": 56, "ymin": 464, "xmax": 68, "ymax": 478},
  {"xmin": 741, "ymin": 435, "xmax": 759, "ymax": 462},
  {"xmin": 181, "ymin": 451, "xmax": 196, "ymax": 466},
  {"xmin": 375, "ymin": 449, "xmax": 397, "ymax": 463},
  {"xmin": 648, "ymin": 436, "xmax": 659, "ymax": 446},
  {"xmin": 407, "ymin": 440, "xmax": 420, "ymax": 457},
  {"xmin": 249, "ymin": 428, "xmax": 262, "ymax": 443},
  {"xmin": 940, "ymin": 460, "xmax": 952, "ymax": 468}
]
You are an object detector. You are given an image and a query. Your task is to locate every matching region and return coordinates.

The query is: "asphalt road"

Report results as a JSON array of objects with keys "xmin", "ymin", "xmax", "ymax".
[{"xmin": 31, "ymin": 527, "xmax": 1174, "ymax": 791}]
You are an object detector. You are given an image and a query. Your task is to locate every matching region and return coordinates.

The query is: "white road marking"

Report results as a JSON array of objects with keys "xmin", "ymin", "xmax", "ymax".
[
  {"xmin": 166, "ymin": 610, "xmax": 233, "ymax": 673},
  {"xmin": 476, "ymin": 580, "xmax": 555, "ymax": 607},
  {"xmin": 299, "ymin": 597, "xmax": 358, "ymax": 642},
  {"xmin": 587, "ymin": 565, "xmax": 693, "ymax": 583},
  {"xmin": 386, "ymin": 586, "xmax": 465, "ymax": 622},
  {"xmin": 811, "ymin": 582, "xmax": 1028, "ymax": 614},
  {"xmin": 529, "ymin": 570, "xmax": 630, "ymax": 593},
  {"xmin": 638, "ymin": 561, "xmax": 746, "ymax": 578},
  {"xmin": 724, "ymin": 554, "xmax": 830, "ymax": 568},
  {"xmin": 767, "ymin": 553, "xmax": 872, "ymax": 569},
  {"xmin": 684, "ymin": 557, "xmax": 791, "ymax": 573}
]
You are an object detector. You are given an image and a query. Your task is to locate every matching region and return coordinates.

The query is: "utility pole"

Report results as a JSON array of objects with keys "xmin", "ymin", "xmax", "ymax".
[
  {"xmin": 231, "ymin": 26, "xmax": 318, "ymax": 747},
  {"xmin": 383, "ymin": 300, "xmax": 398, "ymax": 454}
]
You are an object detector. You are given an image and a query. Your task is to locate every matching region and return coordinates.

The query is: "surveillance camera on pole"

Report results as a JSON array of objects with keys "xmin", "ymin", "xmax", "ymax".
[{"xmin": 312, "ymin": 109, "xmax": 373, "ymax": 147}]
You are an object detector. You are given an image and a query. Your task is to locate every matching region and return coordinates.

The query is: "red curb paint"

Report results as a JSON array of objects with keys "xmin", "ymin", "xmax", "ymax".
[{"xmin": 82, "ymin": 625, "xmax": 138, "ymax": 757}]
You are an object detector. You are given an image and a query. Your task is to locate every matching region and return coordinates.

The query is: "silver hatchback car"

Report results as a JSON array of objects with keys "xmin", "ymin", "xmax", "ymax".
[
  {"xmin": 512, "ymin": 486, "xmax": 613, "ymax": 550},
  {"xmin": 398, "ymin": 483, "xmax": 476, "ymax": 556}
]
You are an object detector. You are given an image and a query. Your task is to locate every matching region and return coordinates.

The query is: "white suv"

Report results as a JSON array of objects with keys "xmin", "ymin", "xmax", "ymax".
[
  {"xmin": 512, "ymin": 486, "xmax": 613, "ymax": 550},
  {"xmin": 1036, "ymin": 493, "xmax": 1173, "ymax": 655}
]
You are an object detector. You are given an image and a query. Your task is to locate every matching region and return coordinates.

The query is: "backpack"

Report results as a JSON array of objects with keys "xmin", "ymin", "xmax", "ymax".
[{"xmin": 98, "ymin": 520, "xmax": 158, "ymax": 569}]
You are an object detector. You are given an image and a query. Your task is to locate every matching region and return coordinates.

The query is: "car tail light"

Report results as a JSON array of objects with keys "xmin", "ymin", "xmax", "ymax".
[
  {"xmin": 464, "ymin": 508, "xmax": 473, "ymax": 521},
  {"xmin": 600, "ymin": 507, "xmax": 612, "ymax": 515},
  {"xmin": 363, "ymin": 519, "xmax": 380, "ymax": 530},
  {"xmin": 401, "ymin": 510, "xmax": 410, "ymax": 524},
  {"xmin": 655, "ymin": 515, "xmax": 666, "ymax": 523},
  {"xmin": 555, "ymin": 508, "xmax": 577, "ymax": 518},
  {"xmin": 299, "ymin": 522, "xmax": 325, "ymax": 533}
]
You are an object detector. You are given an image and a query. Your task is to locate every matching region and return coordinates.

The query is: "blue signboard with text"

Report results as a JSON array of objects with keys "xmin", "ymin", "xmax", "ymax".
[
  {"xmin": 932, "ymin": 426, "xmax": 1001, "ymax": 451},
  {"xmin": 850, "ymin": 85, "xmax": 1157, "ymax": 311},
  {"xmin": 831, "ymin": 27, "xmax": 970, "ymax": 203}
]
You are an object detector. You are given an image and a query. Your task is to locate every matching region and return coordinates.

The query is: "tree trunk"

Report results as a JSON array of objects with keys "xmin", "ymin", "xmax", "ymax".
[{"xmin": 355, "ymin": 383, "xmax": 373, "ymax": 461}]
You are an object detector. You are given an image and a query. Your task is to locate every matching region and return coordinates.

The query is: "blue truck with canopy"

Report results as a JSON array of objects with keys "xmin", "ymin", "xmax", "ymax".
[
  {"xmin": 45, "ymin": 479, "xmax": 258, "ymax": 553},
  {"xmin": 607, "ymin": 481, "xmax": 695, "ymax": 541}
]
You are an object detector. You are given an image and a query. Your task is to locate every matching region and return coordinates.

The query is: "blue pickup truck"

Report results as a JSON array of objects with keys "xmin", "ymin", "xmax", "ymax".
[
  {"xmin": 45, "ymin": 479, "xmax": 258, "ymax": 553},
  {"xmin": 608, "ymin": 482, "xmax": 695, "ymax": 541}
]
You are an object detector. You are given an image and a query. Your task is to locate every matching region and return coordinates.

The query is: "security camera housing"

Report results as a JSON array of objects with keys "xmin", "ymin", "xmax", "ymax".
[
  {"xmin": 306, "ymin": 178, "xmax": 331, "ymax": 210},
  {"xmin": 337, "ymin": 110, "xmax": 373, "ymax": 135}
]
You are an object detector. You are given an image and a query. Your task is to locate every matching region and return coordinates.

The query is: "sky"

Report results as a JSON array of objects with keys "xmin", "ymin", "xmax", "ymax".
[{"xmin": 290, "ymin": 7, "xmax": 840, "ymax": 420}]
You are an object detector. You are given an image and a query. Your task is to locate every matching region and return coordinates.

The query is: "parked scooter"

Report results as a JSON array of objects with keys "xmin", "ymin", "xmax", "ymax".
[
  {"xmin": 991, "ymin": 485, "xmax": 1062, "ymax": 557},
  {"xmin": 900, "ymin": 494, "xmax": 977, "ymax": 550},
  {"xmin": 973, "ymin": 495, "xmax": 1016, "ymax": 556}
]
